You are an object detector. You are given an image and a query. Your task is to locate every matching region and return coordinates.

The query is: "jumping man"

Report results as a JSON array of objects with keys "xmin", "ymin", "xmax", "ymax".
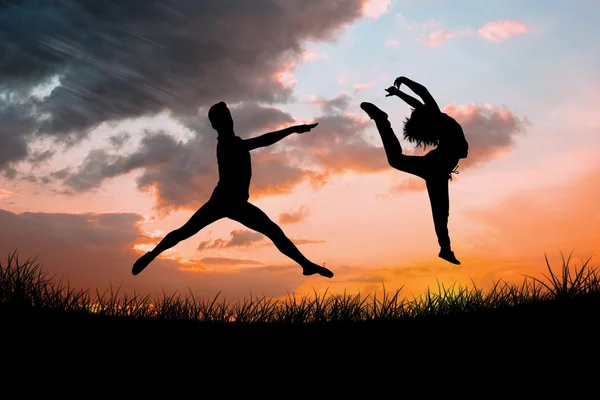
[{"xmin": 132, "ymin": 101, "xmax": 334, "ymax": 278}]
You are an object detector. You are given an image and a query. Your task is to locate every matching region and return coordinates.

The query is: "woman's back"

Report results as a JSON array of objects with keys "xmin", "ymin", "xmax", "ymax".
[{"xmin": 436, "ymin": 114, "xmax": 468, "ymax": 160}]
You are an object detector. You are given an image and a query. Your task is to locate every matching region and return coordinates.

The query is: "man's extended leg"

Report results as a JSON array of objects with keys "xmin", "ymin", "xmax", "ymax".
[
  {"xmin": 228, "ymin": 202, "xmax": 333, "ymax": 278},
  {"xmin": 132, "ymin": 199, "xmax": 226, "ymax": 275},
  {"xmin": 425, "ymin": 177, "xmax": 460, "ymax": 265}
]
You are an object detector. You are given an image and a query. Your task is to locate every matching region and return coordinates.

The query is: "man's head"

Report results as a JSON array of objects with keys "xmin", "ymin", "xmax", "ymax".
[
  {"xmin": 208, "ymin": 101, "xmax": 234, "ymax": 132},
  {"xmin": 403, "ymin": 107, "xmax": 454, "ymax": 148}
]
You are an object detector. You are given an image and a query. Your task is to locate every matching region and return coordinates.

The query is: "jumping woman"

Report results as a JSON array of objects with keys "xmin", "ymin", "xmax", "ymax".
[
  {"xmin": 360, "ymin": 76, "xmax": 468, "ymax": 265},
  {"xmin": 132, "ymin": 101, "xmax": 334, "ymax": 278}
]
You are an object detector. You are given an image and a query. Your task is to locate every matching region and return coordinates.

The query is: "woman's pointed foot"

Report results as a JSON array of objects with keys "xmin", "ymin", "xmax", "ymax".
[
  {"xmin": 438, "ymin": 249, "xmax": 460, "ymax": 265},
  {"xmin": 360, "ymin": 102, "xmax": 388, "ymax": 121},
  {"xmin": 303, "ymin": 263, "xmax": 334, "ymax": 278}
]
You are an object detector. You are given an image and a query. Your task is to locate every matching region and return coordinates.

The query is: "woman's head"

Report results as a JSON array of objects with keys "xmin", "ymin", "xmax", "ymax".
[{"xmin": 403, "ymin": 107, "xmax": 452, "ymax": 149}]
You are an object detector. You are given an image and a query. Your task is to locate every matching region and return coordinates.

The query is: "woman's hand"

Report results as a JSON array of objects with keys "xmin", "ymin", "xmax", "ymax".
[
  {"xmin": 385, "ymin": 86, "xmax": 401, "ymax": 97},
  {"xmin": 393, "ymin": 76, "xmax": 406, "ymax": 89}
]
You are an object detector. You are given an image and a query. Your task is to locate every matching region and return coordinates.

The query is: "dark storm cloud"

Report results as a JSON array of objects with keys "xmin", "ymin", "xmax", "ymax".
[
  {"xmin": 0, "ymin": 0, "xmax": 366, "ymax": 170},
  {"xmin": 109, "ymin": 132, "xmax": 131, "ymax": 149},
  {"xmin": 19, "ymin": 174, "xmax": 37, "ymax": 183},
  {"xmin": 0, "ymin": 101, "xmax": 37, "ymax": 170},
  {"xmin": 49, "ymin": 167, "xmax": 70, "ymax": 180},
  {"xmin": 63, "ymin": 131, "xmax": 187, "ymax": 192},
  {"xmin": 27, "ymin": 149, "xmax": 55, "ymax": 166}
]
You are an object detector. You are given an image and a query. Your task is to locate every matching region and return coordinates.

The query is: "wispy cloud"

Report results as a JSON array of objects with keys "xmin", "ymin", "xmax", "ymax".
[
  {"xmin": 394, "ymin": 14, "xmax": 528, "ymax": 48},
  {"xmin": 200, "ymin": 257, "xmax": 263, "ymax": 266},
  {"xmin": 0, "ymin": 188, "xmax": 17, "ymax": 199},
  {"xmin": 425, "ymin": 28, "xmax": 473, "ymax": 48},
  {"xmin": 263, "ymin": 238, "xmax": 326, "ymax": 246},
  {"xmin": 198, "ymin": 230, "xmax": 265, "ymax": 251},
  {"xmin": 354, "ymin": 82, "xmax": 376, "ymax": 92},
  {"xmin": 478, "ymin": 21, "xmax": 528, "ymax": 42},
  {"xmin": 279, "ymin": 204, "xmax": 310, "ymax": 224}
]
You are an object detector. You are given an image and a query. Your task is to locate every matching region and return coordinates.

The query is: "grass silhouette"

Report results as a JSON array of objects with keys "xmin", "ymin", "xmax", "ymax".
[{"xmin": 2, "ymin": 249, "xmax": 598, "ymax": 325}]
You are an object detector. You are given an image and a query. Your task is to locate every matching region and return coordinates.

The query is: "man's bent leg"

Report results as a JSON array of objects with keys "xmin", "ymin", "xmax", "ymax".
[
  {"xmin": 132, "ymin": 199, "xmax": 226, "ymax": 275},
  {"xmin": 228, "ymin": 202, "xmax": 333, "ymax": 278}
]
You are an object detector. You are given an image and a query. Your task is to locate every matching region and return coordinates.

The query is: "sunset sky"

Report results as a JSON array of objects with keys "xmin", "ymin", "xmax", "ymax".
[{"xmin": 1, "ymin": 0, "xmax": 598, "ymax": 301}]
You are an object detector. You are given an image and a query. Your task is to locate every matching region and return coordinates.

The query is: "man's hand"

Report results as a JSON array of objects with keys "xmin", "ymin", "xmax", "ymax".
[
  {"xmin": 293, "ymin": 122, "xmax": 318, "ymax": 134},
  {"xmin": 385, "ymin": 86, "xmax": 401, "ymax": 97}
]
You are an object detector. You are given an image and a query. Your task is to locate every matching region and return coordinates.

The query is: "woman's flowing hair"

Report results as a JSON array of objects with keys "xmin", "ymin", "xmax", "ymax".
[{"xmin": 402, "ymin": 107, "xmax": 442, "ymax": 149}]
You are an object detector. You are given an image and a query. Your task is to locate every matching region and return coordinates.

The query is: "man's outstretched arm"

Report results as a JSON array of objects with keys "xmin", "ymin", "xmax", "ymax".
[
  {"xmin": 393, "ymin": 76, "xmax": 440, "ymax": 112},
  {"xmin": 244, "ymin": 123, "xmax": 318, "ymax": 151}
]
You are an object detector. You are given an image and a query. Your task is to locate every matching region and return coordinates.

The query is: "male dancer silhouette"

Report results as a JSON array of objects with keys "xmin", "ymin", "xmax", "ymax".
[
  {"xmin": 132, "ymin": 101, "xmax": 334, "ymax": 278},
  {"xmin": 360, "ymin": 76, "xmax": 468, "ymax": 265}
]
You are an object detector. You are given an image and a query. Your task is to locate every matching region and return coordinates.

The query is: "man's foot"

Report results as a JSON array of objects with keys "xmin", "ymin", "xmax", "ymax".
[
  {"xmin": 438, "ymin": 249, "xmax": 460, "ymax": 265},
  {"xmin": 132, "ymin": 252, "xmax": 156, "ymax": 275},
  {"xmin": 303, "ymin": 263, "xmax": 334, "ymax": 278},
  {"xmin": 360, "ymin": 102, "xmax": 388, "ymax": 121}
]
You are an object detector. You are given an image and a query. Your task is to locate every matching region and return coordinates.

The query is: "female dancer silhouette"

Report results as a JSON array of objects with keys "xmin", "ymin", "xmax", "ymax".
[
  {"xmin": 132, "ymin": 101, "xmax": 334, "ymax": 278},
  {"xmin": 360, "ymin": 76, "xmax": 468, "ymax": 265}
]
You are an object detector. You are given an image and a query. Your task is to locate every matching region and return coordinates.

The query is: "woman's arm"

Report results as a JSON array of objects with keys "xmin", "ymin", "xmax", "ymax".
[
  {"xmin": 393, "ymin": 76, "xmax": 440, "ymax": 112},
  {"xmin": 385, "ymin": 86, "xmax": 424, "ymax": 109}
]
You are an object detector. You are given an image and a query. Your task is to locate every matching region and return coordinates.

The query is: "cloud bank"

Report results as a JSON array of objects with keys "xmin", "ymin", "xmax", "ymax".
[{"xmin": 0, "ymin": 0, "xmax": 371, "ymax": 171}]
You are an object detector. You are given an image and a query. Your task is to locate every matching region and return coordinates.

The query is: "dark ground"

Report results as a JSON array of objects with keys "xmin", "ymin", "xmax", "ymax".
[{"xmin": 2, "ymin": 296, "xmax": 599, "ymax": 391}]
